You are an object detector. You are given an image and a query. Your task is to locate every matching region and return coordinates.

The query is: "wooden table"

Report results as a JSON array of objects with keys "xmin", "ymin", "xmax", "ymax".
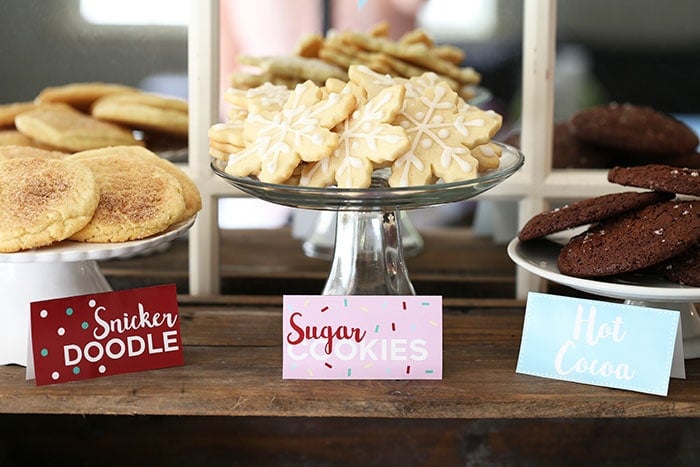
[{"xmin": 0, "ymin": 228, "xmax": 698, "ymax": 465}]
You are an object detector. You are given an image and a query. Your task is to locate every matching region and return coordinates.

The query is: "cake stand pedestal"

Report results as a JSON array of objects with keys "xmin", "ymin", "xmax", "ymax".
[
  {"xmin": 213, "ymin": 143, "xmax": 524, "ymax": 296},
  {"xmin": 298, "ymin": 87, "xmax": 494, "ymax": 262},
  {"xmin": 301, "ymin": 210, "xmax": 424, "ymax": 261}
]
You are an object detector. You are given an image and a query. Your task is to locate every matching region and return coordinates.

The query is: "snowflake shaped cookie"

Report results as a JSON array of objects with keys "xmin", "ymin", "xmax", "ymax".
[
  {"xmin": 209, "ymin": 83, "xmax": 292, "ymax": 160},
  {"xmin": 224, "ymin": 81, "xmax": 356, "ymax": 183},
  {"xmin": 347, "ymin": 64, "xmax": 404, "ymax": 99},
  {"xmin": 212, "ymin": 83, "xmax": 292, "ymax": 149},
  {"xmin": 300, "ymin": 82, "xmax": 409, "ymax": 188},
  {"xmin": 224, "ymin": 82, "xmax": 291, "ymax": 115},
  {"xmin": 388, "ymin": 73, "xmax": 502, "ymax": 187}
]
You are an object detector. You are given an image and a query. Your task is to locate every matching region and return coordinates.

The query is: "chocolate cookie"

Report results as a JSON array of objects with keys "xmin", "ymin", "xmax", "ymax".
[
  {"xmin": 518, "ymin": 190, "xmax": 674, "ymax": 241},
  {"xmin": 557, "ymin": 200, "xmax": 700, "ymax": 277},
  {"xmin": 661, "ymin": 246, "xmax": 700, "ymax": 286},
  {"xmin": 568, "ymin": 103, "xmax": 699, "ymax": 156},
  {"xmin": 608, "ymin": 164, "xmax": 700, "ymax": 196},
  {"xmin": 502, "ymin": 123, "xmax": 616, "ymax": 169}
]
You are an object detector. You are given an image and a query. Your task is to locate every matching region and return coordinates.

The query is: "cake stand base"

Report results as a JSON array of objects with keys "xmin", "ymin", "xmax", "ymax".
[
  {"xmin": 0, "ymin": 260, "xmax": 112, "ymax": 366},
  {"xmin": 212, "ymin": 144, "xmax": 525, "ymax": 297}
]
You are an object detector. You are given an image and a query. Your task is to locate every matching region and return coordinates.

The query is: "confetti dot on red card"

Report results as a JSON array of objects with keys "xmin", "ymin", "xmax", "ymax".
[
  {"xmin": 98, "ymin": 365, "xmax": 106, "ymax": 374},
  {"xmin": 65, "ymin": 307, "xmax": 74, "ymax": 316},
  {"xmin": 40, "ymin": 310, "xmax": 48, "ymax": 318},
  {"xmin": 81, "ymin": 321, "xmax": 89, "ymax": 330},
  {"xmin": 73, "ymin": 367, "xmax": 80, "ymax": 375},
  {"xmin": 57, "ymin": 327, "xmax": 65, "ymax": 336},
  {"xmin": 51, "ymin": 372, "xmax": 59, "ymax": 380},
  {"xmin": 40, "ymin": 349, "xmax": 48, "ymax": 357},
  {"xmin": 89, "ymin": 299, "xmax": 96, "ymax": 307}
]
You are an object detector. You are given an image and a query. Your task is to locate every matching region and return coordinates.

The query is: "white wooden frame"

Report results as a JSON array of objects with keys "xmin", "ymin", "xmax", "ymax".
[{"xmin": 185, "ymin": 0, "xmax": 615, "ymax": 299}]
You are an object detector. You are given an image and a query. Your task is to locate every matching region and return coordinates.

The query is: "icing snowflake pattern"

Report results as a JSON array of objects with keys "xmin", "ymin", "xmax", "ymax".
[
  {"xmin": 225, "ymin": 81, "xmax": 355, "ymax": 184},
  {"xmin": 388, "ymin": 73, "xmax": 501, "ymax": 187},
  {"xmin": 300, "ymin": 83, "xmax": 409, "ymax": 188}
]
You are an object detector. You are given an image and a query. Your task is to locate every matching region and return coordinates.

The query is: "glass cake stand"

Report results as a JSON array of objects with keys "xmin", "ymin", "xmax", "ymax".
[
  {"xmin": 0, "ymin": 217, "xmax": 195, "ymax": 366},
  {"xmin": 508, "ymin": 236, "xmax": 700, "ymax": 359},
  {"xmin": 212, "ymin": 142, "xmax": 524, "ymax": 296},
  {"xmin": 300, "ymin": 86, "xmax": 494, "ymax": 261}
]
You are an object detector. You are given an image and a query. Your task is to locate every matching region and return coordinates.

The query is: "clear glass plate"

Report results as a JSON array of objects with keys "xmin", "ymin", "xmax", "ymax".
[
  {"xmin": 211, "ymin": 142, "xmax": 524, "ymax": 212},
  {"xmin": 212, "ymin": 143, "xmax": 523, "ymax": 295}
]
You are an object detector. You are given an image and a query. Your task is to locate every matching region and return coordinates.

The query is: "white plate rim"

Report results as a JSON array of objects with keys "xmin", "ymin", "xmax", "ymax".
[
  {"xmin": 0, "ymin": 216, "xmax": 196, "ymax": 264},
  {"xmin": 507, "ymin": 236, "xmax": 700, "ymax": 302}
]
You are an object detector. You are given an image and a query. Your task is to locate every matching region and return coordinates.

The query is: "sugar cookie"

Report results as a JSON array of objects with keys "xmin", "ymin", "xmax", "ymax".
[
  {"xmin": 300, "ymin": 83, "xmax": 408, "ymax": 188},
  {"xmin": 0, "ymin": 157, "xmax": 98, "ymax": 252},
  {"xmin": 68, "ymin": 154, "xmax": 185, "ymax": 242},
  {"xmin": 15, "ymin": 104, "xmax": 141, "ymax": 151},
  {"xmin": 69, "ymin": 145, "xmax": 201, "ymax": 222},
  {"xmin": 35, "ymin": 82, "xmax": 138, "ymax": 112},
  {"xmin": 388, "ymin": 73, "xmax": 501, "ymax": 187},
  {"xmin": 225, "ymin": 81, "xmax": 356, "ymax": 184}
]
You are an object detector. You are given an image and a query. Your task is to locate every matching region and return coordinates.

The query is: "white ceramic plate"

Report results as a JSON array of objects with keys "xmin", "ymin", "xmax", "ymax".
[
  {"xmin": 507, "ymin": 236, "xmax": 700, "ymax": 302},
  {"xmin": 0, "ymin": 216, "xmax": 196, "ymax": 264}
]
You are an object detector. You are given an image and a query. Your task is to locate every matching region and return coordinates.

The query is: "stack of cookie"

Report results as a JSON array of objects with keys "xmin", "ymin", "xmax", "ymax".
[
  {"xmin": 0, "ymin": 82, "xmax": 188, "ymax": 154},
  {"xmin": 210, "ymin": 65, "xmax": 503, "ymax": 189},
  {"xmin": 504, "ymin": 102, "xmax": 699, "ymax": 169},
  {"xmin": 229, "ymin": 22, "xmax": 481, "ymax": 102},
  {"xmin": 518, "ymin": 164, "xmax": 700, "ymax": 286},
  {"xmin": 0, "ymin": 145, "xmax": 201, "ymax": 253}
]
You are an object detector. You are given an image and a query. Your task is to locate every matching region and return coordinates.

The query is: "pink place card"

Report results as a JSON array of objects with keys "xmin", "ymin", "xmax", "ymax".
[
  {"xmin": 283, "ymin": 295, "xmax": 442, "ymax": 379},
  {"xmin": 28, "ymin": 284, "xmax": 184, "ymax": 386}
]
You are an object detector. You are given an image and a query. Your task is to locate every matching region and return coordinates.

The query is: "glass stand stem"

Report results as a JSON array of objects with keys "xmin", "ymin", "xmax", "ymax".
[
  {"xmin": 322, "ymin": 209, "xmax": 415, "ymax": 295},
  {"xmin": 302, "ymin": 210, "xmax": 424, "ymax": 261}
]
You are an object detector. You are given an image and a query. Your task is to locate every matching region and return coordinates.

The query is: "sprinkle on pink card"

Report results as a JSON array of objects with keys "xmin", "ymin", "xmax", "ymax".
[
  {"xmin": 283, "ymin": 295, "xmax": 442, "ymax": 380},
  {"xmin": 29, "ymin": 285, "xmax": 183, "ymax": 386}
]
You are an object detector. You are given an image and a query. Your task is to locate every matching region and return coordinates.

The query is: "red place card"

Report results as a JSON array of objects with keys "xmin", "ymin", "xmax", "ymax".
[{"xmin": 28, "ymin": 284, "xmax": 183, "ymax": 386}]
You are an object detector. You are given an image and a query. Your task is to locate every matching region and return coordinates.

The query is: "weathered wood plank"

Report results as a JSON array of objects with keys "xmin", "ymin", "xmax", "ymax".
[
  {"xmin": 1, "ymin": 304, "xmax": 697, "ymax": 419},
  {"xmin": 1, "ymin": 415, "xmax": 696, "ymax": 466}
]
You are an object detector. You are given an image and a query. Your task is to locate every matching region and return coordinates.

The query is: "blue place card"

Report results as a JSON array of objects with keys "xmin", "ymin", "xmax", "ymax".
[{"xmin": 516, "ymin": 292, "xmax": 683, "ymax": 396}]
